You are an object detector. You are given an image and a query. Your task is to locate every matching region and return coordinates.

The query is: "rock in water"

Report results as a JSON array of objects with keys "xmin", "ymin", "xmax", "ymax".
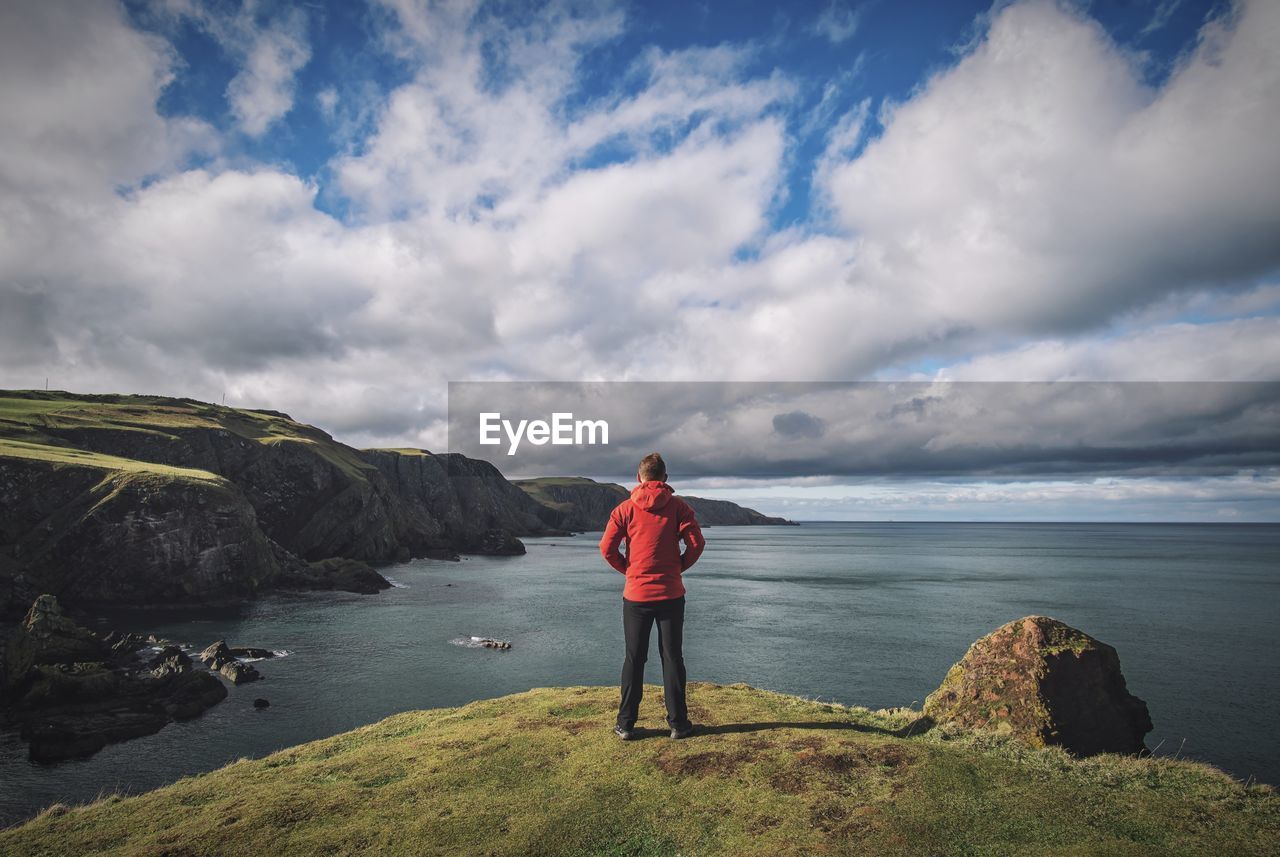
[
  {"xmin": 923, "ymin": 616, "xmax": 1152, "ymax": 756},
  {"xmin": 200, "ymin": 639, "xmax": 262, "ymax": 683},
  {"xmin": 2, "ymin": 596, "xmax": 229, "ymax": 762},
  {"xmin": 302, "ymin": 558, "xmax": 393, "ymax": 595},
  {"xmin": 229, "ymin": 647, "xmax": 274, "ymax": 660},
  {"xmin": 199, "ymin": 640, "xmax": 233, "ymax": 669},
  {"xmin": 475, "ymin": 529, "xmax": 526, "ymax": 556},
  {"xmin": 219, "ymin": 661, "xmax": 261, "ymax": 684},
  {"xmin": 100, "ymin": 631, "xmax": 149, "ymax": 659},
  {"xmin": 5, "ymin": 594, "xmax": 106, "ymax": 682},
  {"xmin": 147, "ymin": 645, "xmax": 191, "ymax": 672}
]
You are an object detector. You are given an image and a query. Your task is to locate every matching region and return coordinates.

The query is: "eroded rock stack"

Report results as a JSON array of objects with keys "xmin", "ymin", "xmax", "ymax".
[
  {"xmin": 923, "ymin": 615, "xmax": 1153, "ymax": 756},
  {"xmin": 4, "ymin": 593, "xmax": 106, "ymax": 678}
]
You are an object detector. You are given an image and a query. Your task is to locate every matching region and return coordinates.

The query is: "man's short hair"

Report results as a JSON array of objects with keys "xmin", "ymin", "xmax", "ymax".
[{"xmin": 638, "ymin": 452, "xmax": 667, "ymax": 482}]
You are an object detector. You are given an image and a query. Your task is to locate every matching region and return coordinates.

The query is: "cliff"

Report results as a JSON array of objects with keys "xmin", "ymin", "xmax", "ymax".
[
  {"xmin": 681, "ymin": 495, "xmax": 797, "ymax": 527},
  {"xmin": 514, "ymin": 476, "xmax": 795, "ymax": 531},
  {"xmin": 1, "ymin": 682, "xmax": 1273, "ymax": 855},
  {"xmin": 361, "ymin": 449, "xmax": 559, "ymax": 555},
  {"xmin": 514, "ymin": 477, "xmax": 629, "ymax": 531},
  {"xmin": 0, "ymin": 391, "xmax": 561, "ymax": 614}
]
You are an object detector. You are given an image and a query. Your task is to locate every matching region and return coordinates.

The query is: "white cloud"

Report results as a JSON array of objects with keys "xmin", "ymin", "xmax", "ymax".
[
  {"xmin": 645, "ymin": 0, "xmax": 1280, "ymax": 384},
  {"xmin": 316, "ymin": 87, "xmax": 339, "ymax": 120},
  {"xmin": 336, "ymin": 5, "xmax": 792, "ymax": 224},
  {"xmin": 226, "ymin": 12, "xmax": 311, "ymax": 136},
  {"xmin": 1141, "ymin": 0, "xmax": 1182, "ymax": 37},
  {"xmin": 821, "ymin": 0, "xmax": 1280, "ymax": 346},
  {"xmin": 695, "ymin": 470, "xmax": 1280, "ymax": 521},
  {"xmin": 926, "ymin": 315, "xmax": 1280, "ymax": 382},
  {"xmin": 809, "ymin": 2, "xmax": 862, "ymax": 45},
  {"xmin": 158, "ymin": 0, "xmax": 312, "ymax": 136},
  {"xmin": 0, "ymin": 0, "xmax": 214, "ymax": 194}
]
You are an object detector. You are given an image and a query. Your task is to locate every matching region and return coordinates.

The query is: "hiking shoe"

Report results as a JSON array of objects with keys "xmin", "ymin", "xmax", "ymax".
[
  {"xmin": 614, "ymin": 724, "xmax": 636, "ymax": 741},
  {"xmin": 670, "ymin": 724, "xmax": 695, "ymax": 740}
]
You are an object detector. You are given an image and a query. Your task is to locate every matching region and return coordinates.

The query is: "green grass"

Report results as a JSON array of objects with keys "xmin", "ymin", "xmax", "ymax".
[
  {"xmin": 0, "ymin": 438, "xmax": 225, "ymax": 482},
  {"xmin": 0, "ymin": 390, "xmax": 376, "ymax": 482},
  {"xmin": 1, "ymin": 683, "xmax": 1274, "ymax": 856},
  {"xmin": 514, "ymin": 477, "xmax": 627, "ymax": 516}
]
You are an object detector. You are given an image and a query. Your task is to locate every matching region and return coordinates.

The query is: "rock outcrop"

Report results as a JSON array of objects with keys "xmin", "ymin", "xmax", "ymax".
[
  {"xmin": 4, "ymin": 593, "xmax": 107, "ymax": 679},
  {"xmin": 513, "ymin": 477, "xmax": 795, "ymax": 531},
  {"xmin": 361, "ymin": 449, "xmax": 561, "ymax": 556},
  {"xmin": 2, "ymin": 596, "xmax": 230, "ymax": 762},
  {"xmin": 682, "ymin": 495, "xmax": 797, "ymax": 527},
  {"xmin": 198, "ymin": 640, "xmax": 262, "ymax": 684},
  {"xmin": 276, "ymin": 558, "xmax": 393, "ymax": 595},
  {"xmin": 0, "ymin": 457, "xmax": 284, "ymax": 612},
  {"xmin": 923, "ymin": 616, "xmax": 1153, "ymax": 756}
]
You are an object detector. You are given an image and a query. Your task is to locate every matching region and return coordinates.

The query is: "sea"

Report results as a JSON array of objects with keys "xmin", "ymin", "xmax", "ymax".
[{"xmin": 1, "ymin": 522, "xmax": 1277, "ymax": 826}]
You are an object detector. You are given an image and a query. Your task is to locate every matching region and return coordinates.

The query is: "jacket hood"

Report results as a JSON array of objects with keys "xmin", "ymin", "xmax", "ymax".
[{"xmin": 631, "ymin": 480, "xmax": 674, "ymax": 511}]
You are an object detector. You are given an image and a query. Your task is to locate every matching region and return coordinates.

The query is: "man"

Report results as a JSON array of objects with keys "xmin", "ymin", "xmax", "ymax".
[{"xmin": 600, "ymin": 452, "xmax": 706, "ymax": 740}]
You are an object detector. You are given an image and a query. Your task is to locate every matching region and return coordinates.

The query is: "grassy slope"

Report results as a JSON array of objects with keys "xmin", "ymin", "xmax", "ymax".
[
  {"xmin": 0, "ymin": 391, "xmax": 374, "ymax": 482},
  {"xmin": 513, "ymin": 477, "xmax": 626, "ymax": 516},
  {"xmin": 2, "ymin": 683, "xmax": 1274, "ymax": 856}
]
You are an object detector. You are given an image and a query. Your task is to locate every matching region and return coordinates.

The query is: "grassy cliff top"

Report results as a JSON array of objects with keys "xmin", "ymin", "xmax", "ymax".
[
  {"xmin": 512, "ymin": 477, "xmax": 627, "ymax": 517},
  {"xmin": 2, "ymin": 682, "xmax": 1274, "ymax": 856},
  {"xmin": 0, "ymin": 390, "xmax": 372, "ymax": 481},
  {"xmin": 513, "ymin": 476, "xmax": 626, "ymax": 494},
  {"xmin": 513, "ymin": 477, "xmax": 619, "ymax": 486}
]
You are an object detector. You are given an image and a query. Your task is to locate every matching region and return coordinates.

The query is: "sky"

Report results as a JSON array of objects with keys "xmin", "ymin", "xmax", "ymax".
[{"xmin": 1, "ymin": 0, "xmax": 1278, "ymax": 520}]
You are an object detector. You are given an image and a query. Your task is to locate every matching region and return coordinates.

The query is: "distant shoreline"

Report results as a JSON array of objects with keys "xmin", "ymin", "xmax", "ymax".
[{"xmin": 764, "ymin": 519, "xmax": 1280, "ymax": 525}]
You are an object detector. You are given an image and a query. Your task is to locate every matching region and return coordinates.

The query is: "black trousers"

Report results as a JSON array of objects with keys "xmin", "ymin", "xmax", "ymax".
[{"xmin": 618, "ymin": 595, "xmax": 691, "ymax": 730}]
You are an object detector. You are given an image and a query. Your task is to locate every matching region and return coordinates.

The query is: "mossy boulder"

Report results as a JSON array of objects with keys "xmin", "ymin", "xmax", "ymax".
[{"xmin": 924, "ymin": 616, "xmax": 1152, "ymax": 756}]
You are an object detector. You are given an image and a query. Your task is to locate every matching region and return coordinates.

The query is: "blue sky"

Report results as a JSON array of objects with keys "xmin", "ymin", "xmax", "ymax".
[
  {"xmin": 1, "ymin": 0, "xmax": 1277, "ymax": 519},
  {"xmin": 122, "ymin": 0, "xmax": 1231, "ymax": 229}
]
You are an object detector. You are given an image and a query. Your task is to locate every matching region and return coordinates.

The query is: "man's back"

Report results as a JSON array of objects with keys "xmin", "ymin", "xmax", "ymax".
[
  {"xmin": 600, "ymin": 480, "xmax": 705, "ymax": 601},
  {"xmin": 604, "ymin": 455, "xmax": 702, "ymax": 740}
]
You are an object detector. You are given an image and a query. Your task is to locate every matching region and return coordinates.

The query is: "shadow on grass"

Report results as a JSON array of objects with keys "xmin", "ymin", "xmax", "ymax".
[{"xmin": 624, "ymin": 717, "xmax": 933, "ymax": 741}]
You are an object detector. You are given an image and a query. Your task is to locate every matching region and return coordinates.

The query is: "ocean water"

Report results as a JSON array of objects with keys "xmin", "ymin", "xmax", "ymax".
[{"xmin": 1, "ymin": 522, "xmax": 1277, "ymax": 825}]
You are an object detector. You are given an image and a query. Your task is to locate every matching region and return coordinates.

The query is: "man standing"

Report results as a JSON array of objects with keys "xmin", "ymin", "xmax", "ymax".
[{"xmin": 600, "ymin": 452, "xmax": 705, "ymax": 740}]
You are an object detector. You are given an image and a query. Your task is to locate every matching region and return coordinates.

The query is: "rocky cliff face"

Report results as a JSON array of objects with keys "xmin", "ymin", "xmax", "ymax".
[
  {"xmin": 39, "ymin": 415, "xmax": 410, "ymax": 562},
  {"xmin": 361, "ymin": 450, "xmax": 560, "ymax": 555},
  {"xmin": 0, "ymin": 457, "xmax": 283, "ymax": 612},
  {"xmin": 514, "ymin": 478, "xmax": 629, "ymax": 531},
  {"xmin": 513, "ymin": 477, "xmax": 795, "ymax": 531},
  {"xmin": 681, "ymin": 496, "xmax": 796, "ymax": 527},
  {"xmin": 0, "ymin": 392, "xmax": 562, "ymax": 614}
]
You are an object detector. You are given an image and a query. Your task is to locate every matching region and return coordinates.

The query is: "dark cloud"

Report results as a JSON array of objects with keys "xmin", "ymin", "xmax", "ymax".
[
  {"xmin": 448, "ymin": 381, "xmax": 1280, "ymax": 480},
  {"xmin": 772, "ymin": 410, "xmax": 825, "ymax": 439}
]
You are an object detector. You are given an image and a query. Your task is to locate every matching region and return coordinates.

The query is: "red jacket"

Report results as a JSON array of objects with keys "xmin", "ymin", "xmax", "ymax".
[{"xmin": 600, "ymin": 481, "xmax": 705, "ymax": 601}]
